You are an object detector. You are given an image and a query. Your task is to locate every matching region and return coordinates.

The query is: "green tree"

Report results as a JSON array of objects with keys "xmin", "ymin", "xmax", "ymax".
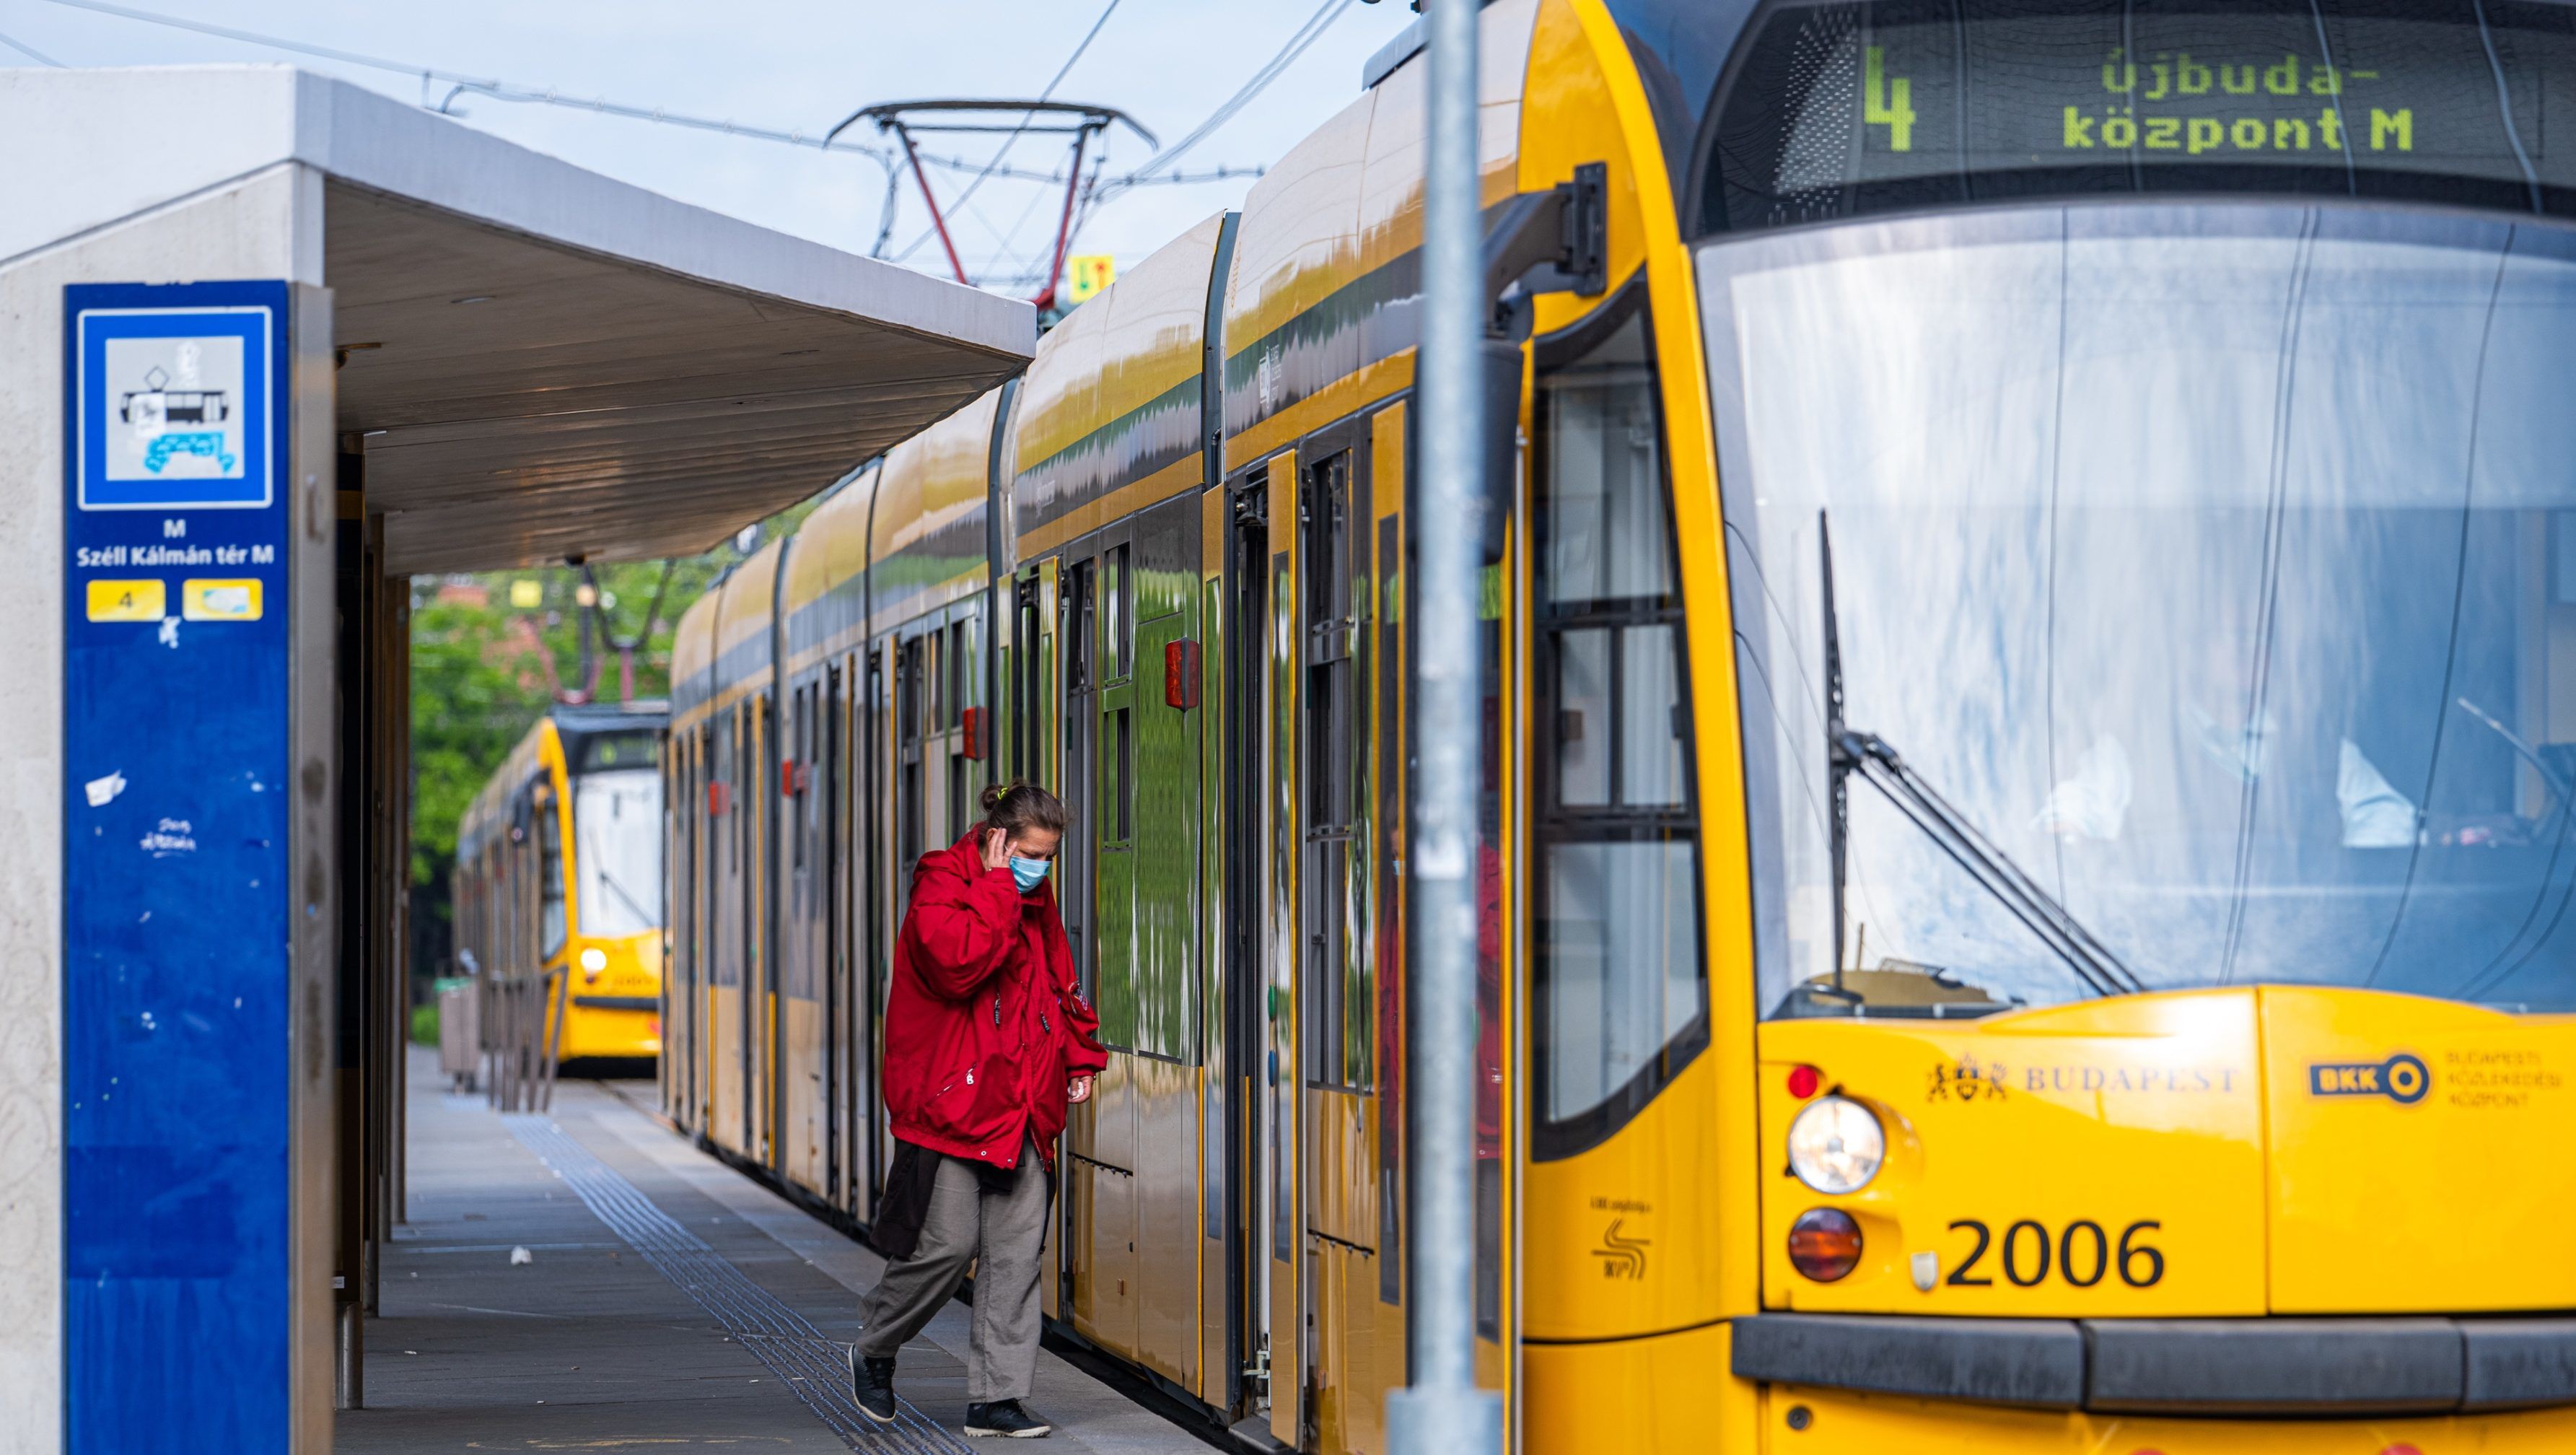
[{"xmin": 408, "ymin": 594, "xmax": 548, "ymax": 891}]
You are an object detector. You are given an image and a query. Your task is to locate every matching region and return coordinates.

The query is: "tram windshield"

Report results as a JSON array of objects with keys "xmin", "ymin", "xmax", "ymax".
[
  {"xmin": 573, "ymin": 767, "xmax": 663, "ymax": 940},
  {"xmin": 1701, "ymin": 204, "xmax": 2576, "ymax": 1016}
]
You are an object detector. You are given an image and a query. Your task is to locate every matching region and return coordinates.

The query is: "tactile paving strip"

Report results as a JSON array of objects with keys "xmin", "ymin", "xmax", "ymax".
[{"xmin": 506, "ymin": 1115, "xmax": 970, "ymax": 1454}]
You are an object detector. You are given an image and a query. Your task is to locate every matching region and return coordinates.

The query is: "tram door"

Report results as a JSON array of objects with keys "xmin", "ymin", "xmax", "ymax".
[
  {"xmin": 823, "ymin": 657, "xmax": 850, "ymax": 1213},
  {"xmin": 1051, "ymin": 502, "xmax": 1204, "ymax": 1384},
  {"xmin": 1058, "ymin": 545, "xmax": 1119, "ymax": 1347},
  {"xmin": 669, "ymin": 731, "xmax": 687, "ymax": 1128},
  {"xmin": 1224, "ymin": 454, "xmax": 1298, "ymax": 1443},
  {"xmin": 753, "ymin": 691, "xmax": 776, "ymax": 1167},
  {"xmin": 861, "ymin": 642, "xmax": 893, "ymax": 1221},
  {"xmin": 1057, "ymin": 560, "xmax": 1098, "ymax": 1021},
  {"xmin": 665, "ymin": 730, "xmax": 697, "ymax": 1130},
  {"xmin": 1022, "ymin": 562, "xmax": 1068, "ymax": 1319},
  {"xmin": 1297, "ymin": 421, "xmax": 1401, "ymax": 1455},
  {"xmin": 689, "ymin": 724, "xmax": 714, "ymax": 1133},
  {"xmin": 781, "ymin": 678, "xmax": 827, "ymax": 1192},
  {"xmin": 708, "ymin": 703, "xmax": 748, "ymax": 1157}
]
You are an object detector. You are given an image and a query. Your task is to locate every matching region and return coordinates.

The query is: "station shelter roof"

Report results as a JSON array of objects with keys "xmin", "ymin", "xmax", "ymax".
[{"xmin": 1, "ymin": 66, "xmax": 1035, "ymax": 574}]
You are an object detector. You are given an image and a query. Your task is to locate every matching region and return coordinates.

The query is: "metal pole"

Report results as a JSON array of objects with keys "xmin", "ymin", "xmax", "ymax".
[
  {"xmin": 1390, "ymin": 1, "xmax": 1502, "ymax": 1452},
  {"xmin": 334, "ymin": 1298, "xmax": 362, "ymax": 1409}
]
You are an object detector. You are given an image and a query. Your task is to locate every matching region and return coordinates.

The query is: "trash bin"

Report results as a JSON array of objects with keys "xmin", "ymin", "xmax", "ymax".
[{"xmin": 438, "ymin": 980, "xmax": 480, "ymax": 1091}]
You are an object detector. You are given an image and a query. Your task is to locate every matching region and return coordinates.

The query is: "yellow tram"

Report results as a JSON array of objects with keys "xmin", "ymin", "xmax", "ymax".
[
  {"xmin": 455, "ymin": 704, "xmax": 668, "ymax": 1062},
  {"xmin": 663, "ymin": 1, "xmax": 2576, "ymax": 1449}
]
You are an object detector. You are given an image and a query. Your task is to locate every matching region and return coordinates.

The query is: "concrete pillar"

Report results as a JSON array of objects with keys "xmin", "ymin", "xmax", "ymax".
[{"xmin": 0, "ymin": 95, "xmax": 338, "ymax": 1452}]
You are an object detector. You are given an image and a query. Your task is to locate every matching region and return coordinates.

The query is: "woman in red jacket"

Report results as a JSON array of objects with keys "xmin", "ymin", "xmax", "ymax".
[{"xmin": 849, "ymin": 781, "xmax": 1106, "ymax": 1440}]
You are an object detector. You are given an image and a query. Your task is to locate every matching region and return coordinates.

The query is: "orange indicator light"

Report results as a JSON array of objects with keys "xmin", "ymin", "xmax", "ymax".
[{"xmin": 1788, "ymin": 1207, "xmax": 1862, "ymax": 1282}]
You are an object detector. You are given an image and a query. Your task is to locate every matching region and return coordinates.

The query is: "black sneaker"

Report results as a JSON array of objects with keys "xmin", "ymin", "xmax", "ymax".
[
  {"xmin": 963, "ymin": 1399, "xmax": 1051, "ymax": 1438},
  {"xmin": 848, "ymin": 1347, "xmax": 897, "ymax": 1425}
]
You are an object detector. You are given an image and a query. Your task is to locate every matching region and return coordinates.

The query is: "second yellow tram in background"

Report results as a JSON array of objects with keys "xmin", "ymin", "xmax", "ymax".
[{"xmin": 456, "ymin": 703, "xmax": 669, "ymax": 1062}]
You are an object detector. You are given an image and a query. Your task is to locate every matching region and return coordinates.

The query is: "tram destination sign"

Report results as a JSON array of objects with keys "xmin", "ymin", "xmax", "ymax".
[{"xmin": 1709, "ymin": 1, "xmax": 2576, "ymax": 230}]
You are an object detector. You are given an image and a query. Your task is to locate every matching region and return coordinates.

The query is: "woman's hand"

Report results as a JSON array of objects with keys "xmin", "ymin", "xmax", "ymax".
[
  {"xmin": 1066, "ymin": 1074, "xmax": 1095, "ymax": 1105},
  {"xmin": 980, "ymin": 826, "xmax": 1010, "ymax": 874}
]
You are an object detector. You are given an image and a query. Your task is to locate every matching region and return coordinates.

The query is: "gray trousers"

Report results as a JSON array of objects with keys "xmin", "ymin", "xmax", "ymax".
[{"xmin": 855, "ymin": 1137, "xmax": 1051, "ymax": 1403}]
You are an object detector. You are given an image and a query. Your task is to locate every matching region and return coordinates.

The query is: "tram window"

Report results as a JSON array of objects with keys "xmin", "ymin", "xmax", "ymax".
[
  {"xmin": 1543, "ymin": 341, "xmax": 1672, "ymax": 608},
  {"xmin": 899, "ymin": 638, "xmax": 926, "ymax": 869},
  {"xmin": 1304, "ymin": 448, "xmax": 1369, "ymax": 1092},
  {"xmin": 947, "ymin": 615, "xmax": 968, "ymax": 726},
  {"xmin": 1530, "ymin": 305, "xmax": 1707, "ymax": 1158},
  {"xmin": 536, "ymin": 785, "xmax": 568, "ymax": 959},
  {"xmin": 1556, "ymin": 629, "xmax": 1612, "ymax": 807},
  {"xmin": 1540, "ymin": 842, "xmax": 1699, "ymax": 1112},
  {"xmin": 1621, "ymin": 625, "xmax": 1686, "ymax": 808},
  {"xmin": 1012, "ymin": 576, "xmax": 1042, "ymax": 782},
  {"xmin": 1105, "ymin": 705, "xmax": 1133, "ymax": 845},
  {"xmin": 1103, "ymin": 543, "xmax": 1130, "ymax": 683},
  {"xmin": 949, "ymin": 616, "xmax": 973, "ymax": 834},
  {"xmin": 574, "ymin": 766, "xmax": 662, "ymax": 939},
  {"xmin": 792, "ymin": 686, "xmax": 810, "ymax": 870}
]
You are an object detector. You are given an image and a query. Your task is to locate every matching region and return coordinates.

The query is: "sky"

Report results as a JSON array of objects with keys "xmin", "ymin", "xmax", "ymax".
[{"xmin": 0, "ymin": 0, "xmax": 1424, "ymax": 294}]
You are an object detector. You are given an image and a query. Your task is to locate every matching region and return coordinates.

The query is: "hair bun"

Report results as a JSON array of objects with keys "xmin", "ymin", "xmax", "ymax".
[{"xmin": 977, "ymin": 779, "xmax": 1070, "ymax": 839}]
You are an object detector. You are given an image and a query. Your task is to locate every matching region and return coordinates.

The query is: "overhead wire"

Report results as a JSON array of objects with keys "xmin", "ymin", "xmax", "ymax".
[
  {"xmin": 38, "ymin": 0, "xmax": 1289, "ymax": 294},
  {"xmin": 935, "ymin": 0, "xmax": 1358, "ymax": 286},
  {"xmin": 905, "ymin": 0, "xmax": 1355, "ymax": 270},
  {"xmin": 33, "ymin": 0, "xmax": 1250, "ymax": 190},
  {"xmin": 36, "ymin": 0, "xmax": 893, "ymax": 162},
  {"xmin": 1102, "ymin": 0, "xmax": 1357, "ymax": 200},
  {"xmin": 0, "ymin": 25, "xmax": 65, "ymax": 64},
  {"xmin": 896, "ymin": 0, "xmax": 1123, "ymax": 249}
]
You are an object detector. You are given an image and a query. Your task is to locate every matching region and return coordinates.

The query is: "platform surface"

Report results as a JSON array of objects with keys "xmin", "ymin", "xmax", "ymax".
[{"xmin": 336, "ymin": 1047, "xmax": 1213, "ymax": 1453}]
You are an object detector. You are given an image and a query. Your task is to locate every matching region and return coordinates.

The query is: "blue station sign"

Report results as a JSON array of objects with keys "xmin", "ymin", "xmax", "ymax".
[{"xmin": 61, "ymin": 281, "xmax": 296, "ymax": 1454}]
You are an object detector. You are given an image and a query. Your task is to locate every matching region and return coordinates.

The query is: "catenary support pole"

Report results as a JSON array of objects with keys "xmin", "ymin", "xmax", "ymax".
[{"xmin": 1389, "ymin": 1, "xmax": 1503, "ymax": 1452}]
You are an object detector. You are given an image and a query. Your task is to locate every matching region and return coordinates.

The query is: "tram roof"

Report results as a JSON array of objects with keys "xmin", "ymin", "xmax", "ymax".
[{"xmin": 2, "ymin": 66, "xmax": 1035, "ymax": 576}]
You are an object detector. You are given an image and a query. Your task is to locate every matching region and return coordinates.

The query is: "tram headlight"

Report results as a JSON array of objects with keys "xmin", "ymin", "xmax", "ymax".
[
  {"xmin": 579, "ymin": 946, "xmax": 608, "ymax": 979},
  {"xmin": 1788, "ymin": 1207, "xmax": 1863, "ymax": 1282},
  {"xmin": 1786, "ymin": 1096, "xmax": 1884, "ymax": 1194}
]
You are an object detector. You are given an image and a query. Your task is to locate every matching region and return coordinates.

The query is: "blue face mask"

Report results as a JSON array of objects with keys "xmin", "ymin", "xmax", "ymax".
[{"xmin": 1010, "ymin": 855, "xmax": 1051, "ymax": 893}]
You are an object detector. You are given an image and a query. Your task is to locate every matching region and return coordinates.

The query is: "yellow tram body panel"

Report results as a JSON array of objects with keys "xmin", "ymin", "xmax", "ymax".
[
  {"xmin": 1759, "ymin": 992, "xmax": 2271, "ymax": 1318},
  {"xmin": 553, "ymin": 928, "xmax": 663, "ymax": 1060},
  {"xmin": 2261, "ymin": 989, "xmax": 2576, "ymax": 1313},
  {"xmin": 1759, "ymin": 990, "xmax": 2576, "ymax": 1319},
  {"xmin": 870, "ymin": 388, "xmax": 1000, "ymax": 630}
]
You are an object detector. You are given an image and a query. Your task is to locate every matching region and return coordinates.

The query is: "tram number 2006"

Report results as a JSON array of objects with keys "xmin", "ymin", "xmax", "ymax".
[{"xmin": 1945, "ymin": 1218, "xmax": 2165, "ymax": 1288}]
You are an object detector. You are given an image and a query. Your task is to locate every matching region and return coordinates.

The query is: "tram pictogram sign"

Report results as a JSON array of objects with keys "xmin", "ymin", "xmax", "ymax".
[{"xmin": 74, "ymin": 302, "xmax": 272, "ymax": 510}]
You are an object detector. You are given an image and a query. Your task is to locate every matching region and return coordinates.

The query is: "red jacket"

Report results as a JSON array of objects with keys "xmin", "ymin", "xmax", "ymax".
[{"xmin": 882, "ymin": 833, "xmax": 1108, "ymax": 1172}]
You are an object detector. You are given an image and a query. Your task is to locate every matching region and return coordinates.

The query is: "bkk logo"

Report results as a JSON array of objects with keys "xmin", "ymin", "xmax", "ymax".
[{"xmin": 2308, "ymin": 1052, "xmax": 2430, "ymax": 1104}]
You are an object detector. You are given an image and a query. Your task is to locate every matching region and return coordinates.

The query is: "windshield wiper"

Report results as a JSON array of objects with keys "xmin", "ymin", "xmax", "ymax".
[
  {"xmin": 594, "ymin": 863, "xmax": 655, "ymax": 929},
  {"xmin": 1821, "ymin": 512, "xmax": 2146, "ymax": 1001},
  {"xmin": 2455, "ymin": 696, "xmax": 2571, "ymax": 809}
]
